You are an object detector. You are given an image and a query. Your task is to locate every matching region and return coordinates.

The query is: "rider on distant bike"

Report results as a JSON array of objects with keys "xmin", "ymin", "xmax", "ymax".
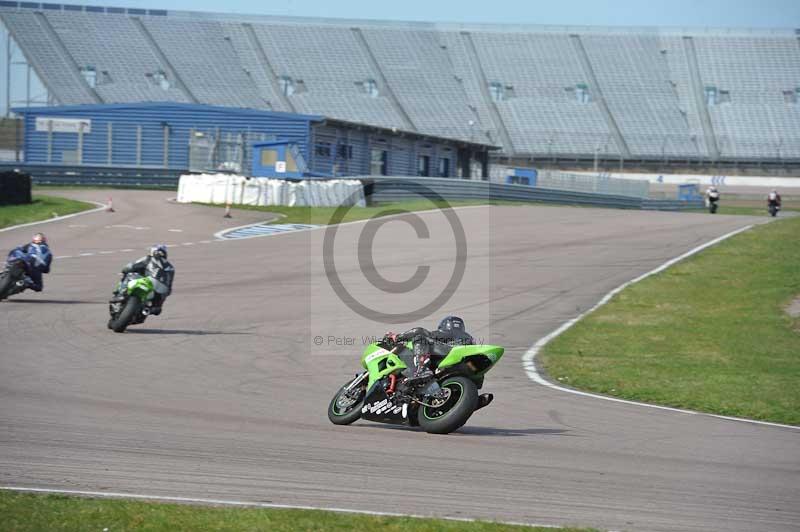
[
  {"xmin": 7, "ymin": 233, "xmax": 52, "ymax": 292},
  {"xmin": 117, "ymin": 245, "xmax": 175, "ymax": 315},
  {"xmin": 767, "ymin": 189, "xmax": 782, "ymax": 209}
]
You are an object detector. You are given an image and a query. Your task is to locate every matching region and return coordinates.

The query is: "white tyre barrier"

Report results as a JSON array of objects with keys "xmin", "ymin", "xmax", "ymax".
[{"xmin": 176, "ymin": 174, "xmax": 365, "ymax": 207}]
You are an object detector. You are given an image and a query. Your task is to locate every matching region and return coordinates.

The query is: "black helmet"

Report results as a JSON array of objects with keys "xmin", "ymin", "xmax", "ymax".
[
  {"xmin": 149, "ymin": 244, "xmax": 168, "ymax": 260},
  {"xmin": 438, "ymin": 315, "xmax": 465, "ymax": 334}
]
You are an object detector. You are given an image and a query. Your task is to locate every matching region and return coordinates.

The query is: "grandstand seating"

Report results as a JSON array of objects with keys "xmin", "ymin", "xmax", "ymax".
[{"xmin": 1, "ymin": 4, "xmax": 798, "ymax": 161}]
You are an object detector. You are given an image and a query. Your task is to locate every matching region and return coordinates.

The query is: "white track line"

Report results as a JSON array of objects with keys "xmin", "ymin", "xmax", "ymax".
[
  {"xmin": 0, "ymin": 201, "xmax": 106, "ymax": 233},
  {"xmin": 523, "ymin": 224, "xmax": 800, "ymax": 431},
  {"xmin": 0, "ymin": 487, "xmax": 566, "ymax": 529}
]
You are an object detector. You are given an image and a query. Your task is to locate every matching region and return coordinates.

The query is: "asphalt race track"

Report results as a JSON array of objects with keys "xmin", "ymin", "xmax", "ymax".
[{"xmin": 1, "ymin": 190, "xmax": 798, "ymax": 532}]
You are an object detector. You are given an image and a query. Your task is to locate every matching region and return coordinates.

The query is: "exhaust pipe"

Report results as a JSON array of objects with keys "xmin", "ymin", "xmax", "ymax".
[{"xmin": 476, "ymin": 393, "xmax": 493, "ymax": 410}]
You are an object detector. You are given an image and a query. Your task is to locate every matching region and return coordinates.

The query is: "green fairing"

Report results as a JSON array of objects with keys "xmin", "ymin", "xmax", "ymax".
[
  {"xmin": 361, "ymin": 342, "xmax": 409, "ymax": 391},
  {"xmin": 438, "ymin": 345, "xmax": 505, "ymax": 375},
  {"xmin": 126, "ymin": 277, "xmax": 155, "ymax": 302}
]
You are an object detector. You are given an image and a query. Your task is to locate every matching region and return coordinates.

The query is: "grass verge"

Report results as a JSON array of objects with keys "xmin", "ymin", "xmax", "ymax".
[
  {"xmin": 541, "ymin": 216, "xmax": 800, "ymax": 425},
  {"xmin": 0, "ymin": 491, "xmax": 595, "ymax": 532},
  {"xmin": 0, "ymin": 195, "xmax": 96, "ymax": 229},
  {"xmin": 200, "ymin": 199, "xmax": 529, "ymax": 225}
]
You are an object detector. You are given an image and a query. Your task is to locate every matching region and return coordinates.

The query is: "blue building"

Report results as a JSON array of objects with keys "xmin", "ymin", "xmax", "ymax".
[{"xmin": 14, "ymin": 102, "xmax": 493, "ymax": 179}]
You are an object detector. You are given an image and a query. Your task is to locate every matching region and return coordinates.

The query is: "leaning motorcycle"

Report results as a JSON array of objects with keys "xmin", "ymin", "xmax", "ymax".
[
  {"xmin": 0, "ymin": 250, "xmax": 31, "ymax": 301},
  {"xmin": 328, "ymin": 335, "xmax": 504, "ymax": 434},
  {"xmin": 107, "ymin": 273, "xmax": 156, "ymax": 333}
]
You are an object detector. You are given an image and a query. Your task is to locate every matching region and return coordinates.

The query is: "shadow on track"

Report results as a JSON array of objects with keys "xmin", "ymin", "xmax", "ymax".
[
  {"xmin": 126, "ymin": 329, "xmax": 252, "ymax": 336},
  {"xmin": 3, "ymin": 299, "xmax": 98, "ymax": 305},
  {"xmin": 456, "ymin": 426, "xmax": 570, "ymax": 437},
  {"xmin": 355, "ymin": 424, "xmax": 569, "ymax": 437}
]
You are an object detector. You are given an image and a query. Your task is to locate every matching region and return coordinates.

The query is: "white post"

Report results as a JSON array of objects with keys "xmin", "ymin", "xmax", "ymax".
[
  {"xmin": 77, "ymin": 122, "xmax": 84, "ymax": 164},
  {"xmin": 163, "ymin": 124, "xmax": 169, "ymax": 168},
  {"xmin": 47, "ymin": 120, "xmax": 53, "ymax": 163},
  {"xmin": 136, "ymin": 125, "xmax": 142, "ymax": 167},
  {"xmin": 107, "ymin": 122, "xmax": 113, "ymax": 165}
]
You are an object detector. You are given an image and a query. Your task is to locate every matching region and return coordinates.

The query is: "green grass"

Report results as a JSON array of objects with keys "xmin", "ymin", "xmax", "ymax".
[
  {"xmin": 0, "ymin": 491, "xmax": 596, "ymax": 532},
  {"xmin": 541, "ymin": 216, "xmax": 800, "ymax": 425},
  {"xmin": 0, "ymin": 195, "xmax": 96, "ymax": 229},
  {"xmin": 201, "ymin": 199, "xmax": 529, "ymax": 225}
]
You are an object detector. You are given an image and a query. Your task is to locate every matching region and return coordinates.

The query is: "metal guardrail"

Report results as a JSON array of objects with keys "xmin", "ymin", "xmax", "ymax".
[
  {"xmin": 0, "ymin": 164, "xmax": 702, "ymax": 210},
  {"xmin": 363, "ymin": 176, "xmax": 702, "ymax": 211},
  {"xmin": 0, "ymin": 164, "xmax": 183, "ymax": 188}
]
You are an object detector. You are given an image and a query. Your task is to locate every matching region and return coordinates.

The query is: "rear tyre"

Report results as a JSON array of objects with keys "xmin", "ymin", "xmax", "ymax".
[
  {"xmin": 418, "ymin": 376, "xmax": 478, "ymax": 434},
  {"xmin": 328, "ymin": 376, "xmax": 366, "ymax": 425},
  {"xmin": 112, "ymin": 298, "xmax": 140, "ymax": 333}
]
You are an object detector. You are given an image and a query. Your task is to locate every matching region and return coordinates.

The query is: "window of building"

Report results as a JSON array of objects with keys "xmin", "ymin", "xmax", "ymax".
[
  {"xmin": 80, "ymin": 66, "xmax": 97, "ymax": 88},
  {"xmin": 279, "ymin": 76, "xmax": 295, "ymax": 96},
  {"xmin": 371, "ymin": 148, "xmax": 388, "ymax": 175},
  {"xmin": 315, "ymin": 143, "xmax": 332, "ymax": 157},
  {"xmin": 148, "ymin": 70, "xmax": 171, "ymax": 90},
  {"xmin": 784, "ymin": 89, "xmax": 799, "ymax": 104},
  {"xmin": 575, "ymin": 83, "xmax": 590, "ymax": 104},
  {"xmin": 260, "ymin": 149, "xmax": 278, "ymax": 167},
  {"xmin": 718, "ymin": 90, "xmax": 731, "ymax": 104},
  {"xmin": 337, "ymin": 144, "xmax": 353, "ymax": 160},
  {"xmin": 357, "ymin": 79, "xmax": 380, "ymax": 98},
  {"xmin": 417, "ymin": 154, "xmax": 430, "ymax": 177},
  {"xmin": 704, "ymin": 86, "xmax": 718, "ymax": 106},
  {"xmin": 489, "ymin": 81, "xmax": 505, "ymax": 102},
  {"xmin": 438, "ymin": 157, "xmax": 450, "ymax": 177}
]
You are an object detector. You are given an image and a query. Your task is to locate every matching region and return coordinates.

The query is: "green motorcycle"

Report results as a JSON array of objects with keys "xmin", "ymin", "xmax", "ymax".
[
  {"xmin": 107, "ymin": 273, "xmax": 155, "ymax": 333},
  {"xmin": 328, "ymin": 332, "xmax": 504, "ymax": 434}
]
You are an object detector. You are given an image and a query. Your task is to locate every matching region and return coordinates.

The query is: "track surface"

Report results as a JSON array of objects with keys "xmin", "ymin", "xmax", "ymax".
[{"xmin": 1, "ymin": 190, "xmax": 798, "ymax": 532}]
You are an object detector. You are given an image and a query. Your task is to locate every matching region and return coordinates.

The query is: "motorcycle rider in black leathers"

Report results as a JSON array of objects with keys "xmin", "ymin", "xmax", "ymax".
[
  {"xmin": 387, "ymin": 316, "xmax": 474, "ymax": 385},
  {"xmin": 117, "ymin": 244, "xmax": 174, "ymax": 315},
  {"xmin": 383, "ymin": 316, "xmax": 493, "ymax": 409}
]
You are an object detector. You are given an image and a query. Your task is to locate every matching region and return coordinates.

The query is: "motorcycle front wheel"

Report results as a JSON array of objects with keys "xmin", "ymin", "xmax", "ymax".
[
  {"xmin": 328, "ymin": 374, "xmax": 367, "ymax": 425},
  {"xmin": 0, "ymin": 272, "xmax": 13, "ymax": 301},
  {"xmin": 112, "ymin": 298, "xmax": 141, "ymax": 333},
  {"xmin": 417, "ymin": 376, "xmax": 478, "ymax": 434}
]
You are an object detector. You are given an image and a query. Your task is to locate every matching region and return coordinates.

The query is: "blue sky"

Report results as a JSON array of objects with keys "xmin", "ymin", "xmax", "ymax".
[{"xmin": 57, "ymin": 0, "xmax": 800, "ymax": 28}]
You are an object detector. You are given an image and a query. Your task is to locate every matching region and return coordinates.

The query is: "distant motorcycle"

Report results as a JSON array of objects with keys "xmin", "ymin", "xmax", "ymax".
[
  {"xmin": 0, "ymin": 250, "xmax": 31, "ymax": 301},
  {"xmin": 107, "ymin": 273, "xmax": 156, "ymax": 332},
  {"xmin": 707, "ymin": 190, "xmax": 720, "ymax": 214}
]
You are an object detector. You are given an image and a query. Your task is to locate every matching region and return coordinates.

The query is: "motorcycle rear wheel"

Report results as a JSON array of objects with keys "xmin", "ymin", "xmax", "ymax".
[
  {"xmin": 418, "ymin": 376, "xmax": 478, "ymax": 434},
  {"xmin": 112, "ymin": 298, "xmax": 140, "ymax": 333}
]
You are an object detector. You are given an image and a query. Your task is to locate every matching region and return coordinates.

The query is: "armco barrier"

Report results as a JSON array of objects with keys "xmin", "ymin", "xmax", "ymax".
[
  {"xmin": 0, "ymin": 164, "xmax": 702, "ymax": 210},
  {"xmin": 0, "ymin": 164, "xmax": 182, "ymax": 188},
  {"xmin": 363, "ymin": 177, "xmax": 702, "ymax": 211}
]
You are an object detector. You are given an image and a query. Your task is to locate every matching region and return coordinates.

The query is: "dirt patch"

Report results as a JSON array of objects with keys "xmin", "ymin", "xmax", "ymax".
[{"xmin": 786, "ymin": 296, "xmax": 800, "ymax": 319}]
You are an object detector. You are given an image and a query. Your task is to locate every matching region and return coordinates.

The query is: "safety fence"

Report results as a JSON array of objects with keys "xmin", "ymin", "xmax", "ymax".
[
  {"xmin": 364, "ymin": 176, "xmax": 701, "ymax": 211},
  {"xmin": 534, "ymin": 169, "xmax": 650, "ymax": 198},
  {"xmin": 0, "ymin": 164, "xmax": 702, "ymax": 210}
]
